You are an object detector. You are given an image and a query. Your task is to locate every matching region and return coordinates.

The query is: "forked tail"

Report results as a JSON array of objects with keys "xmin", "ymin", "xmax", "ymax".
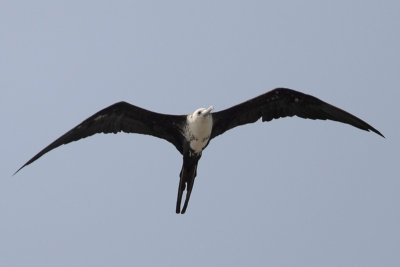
[{"xmin": 176, "ymin": 155, "xmax": 200, "ymax": 214}]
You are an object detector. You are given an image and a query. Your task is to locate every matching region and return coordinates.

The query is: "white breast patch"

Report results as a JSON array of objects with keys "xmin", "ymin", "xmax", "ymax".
[{"xmin": 185, "ymin": 115, "xmax": 213, "ymax": 153}]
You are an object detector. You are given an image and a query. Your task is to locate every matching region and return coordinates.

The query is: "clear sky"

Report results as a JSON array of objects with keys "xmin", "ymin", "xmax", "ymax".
[{"xmin": 1, "ymin": 1, "xmax": 399, "ymax": 266}]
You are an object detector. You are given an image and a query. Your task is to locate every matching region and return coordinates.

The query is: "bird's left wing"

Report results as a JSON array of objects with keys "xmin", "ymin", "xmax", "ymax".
[
  {"xmin": 15, "ymin": 101, "xmax": 187, "ymax": 174},
  {"xmin": 211, "ymin": 88, "xmax": 384, "ymax": 139}
]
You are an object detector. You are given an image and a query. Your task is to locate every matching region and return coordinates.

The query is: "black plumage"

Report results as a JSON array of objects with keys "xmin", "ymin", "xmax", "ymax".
[{"xmin": 15, "ymin": 88, "xmax": 384, "ymax": 213}]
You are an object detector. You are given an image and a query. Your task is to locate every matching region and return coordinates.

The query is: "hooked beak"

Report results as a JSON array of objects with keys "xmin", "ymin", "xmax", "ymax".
[{"xmin": 203, "ymin": 106, "xmax": 214, "ymax": 115}]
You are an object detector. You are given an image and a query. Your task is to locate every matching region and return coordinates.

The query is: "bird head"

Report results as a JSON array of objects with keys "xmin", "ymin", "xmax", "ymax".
[{"xmin": 191, "ymin": 106, "xmax": 214, "ymax": 119}]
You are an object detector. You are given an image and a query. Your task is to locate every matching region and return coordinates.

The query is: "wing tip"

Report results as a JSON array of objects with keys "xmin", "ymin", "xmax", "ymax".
[
  {"xmin": 370, "ymin": 128, "xmax": 385, "ymax": 138},
  {"xmin": 13, "ymin": 164, "xmax": 26, "ymax": 176}
]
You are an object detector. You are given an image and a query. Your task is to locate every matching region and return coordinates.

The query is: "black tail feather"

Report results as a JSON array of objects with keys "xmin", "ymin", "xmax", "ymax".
[
  {"xmin": 181, "ymin": 176, "xmax": 195, "ymax": 214},
  {"xmin": 176, "ymin": 173, "xmax": 186, "ymax": 213},
  {"xmin": 176, "ymin": 155, "xmax": 199, "ymax": 214}
]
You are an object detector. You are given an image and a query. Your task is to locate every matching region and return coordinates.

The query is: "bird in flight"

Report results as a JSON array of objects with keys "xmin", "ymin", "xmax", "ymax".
[{"xmin": 15, "ymin": 88, "xmax": 383, "ymax": 214}]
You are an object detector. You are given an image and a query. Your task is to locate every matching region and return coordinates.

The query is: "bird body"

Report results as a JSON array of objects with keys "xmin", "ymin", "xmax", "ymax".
[
  {"xmin": 184, "ymin": 106, "xmax": 214, "ymax": 153},
  {"xmin": 15, "ymin": 88, "xmax": 384, "ymax": 214}
]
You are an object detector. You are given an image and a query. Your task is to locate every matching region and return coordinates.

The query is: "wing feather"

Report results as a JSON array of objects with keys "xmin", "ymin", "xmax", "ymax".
[
  {"xmin": 211, "ymin": 88, "xmax": 384, "ymax": 139},
  {"xmin": 15, "ymin": 102, "xmax": 186, "ymax": 174}
]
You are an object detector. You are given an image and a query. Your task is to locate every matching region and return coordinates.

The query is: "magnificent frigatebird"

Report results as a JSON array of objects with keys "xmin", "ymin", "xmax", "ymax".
[{"xmin": 15, "ymin": 88, "xmax": 383, "ymax": 214}]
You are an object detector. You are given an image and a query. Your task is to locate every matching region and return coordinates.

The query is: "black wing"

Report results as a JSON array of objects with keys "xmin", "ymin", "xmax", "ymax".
[
  {"xmin": 211, "ymin": 88, "xmax": 384, "ymax": 139},
  {"xmin": 15, "ymin": 102, "xmax": 187, "ymax": 174}
]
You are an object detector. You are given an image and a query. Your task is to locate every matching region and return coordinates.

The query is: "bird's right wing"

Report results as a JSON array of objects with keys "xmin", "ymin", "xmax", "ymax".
[
  {"xmin": 211, "ymin": 88, "xmax": 384, "ymax": 139},
  {"xmin": 15, "ymin": 102, "xmax": 187, "ymax": 174}
]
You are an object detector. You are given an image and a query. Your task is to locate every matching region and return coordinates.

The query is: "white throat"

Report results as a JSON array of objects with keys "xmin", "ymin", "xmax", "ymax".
[{"xmin": 185, "ymin": 107, "xmax": 213, "ymax": 153}]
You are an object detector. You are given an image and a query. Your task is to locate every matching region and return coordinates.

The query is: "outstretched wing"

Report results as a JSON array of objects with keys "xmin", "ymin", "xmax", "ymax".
[
  {"xmin": 15, "ymin": 102, "xmax": 187, "ymax": 174},
  {"xmin": 211, "ymin": 88, "xmax": 384, "ymax": 139}
]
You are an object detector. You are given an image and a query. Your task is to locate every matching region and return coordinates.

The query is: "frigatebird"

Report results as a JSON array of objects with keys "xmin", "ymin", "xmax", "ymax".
[{"xmin": 15, "ymin": 88, "xmax": 383, "ymax": 214}]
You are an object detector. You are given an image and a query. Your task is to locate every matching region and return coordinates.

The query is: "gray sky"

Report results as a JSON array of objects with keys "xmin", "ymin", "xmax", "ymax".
[{"xmin": 1, "ymin": 1, "xmax": 399, "ymax": 266}]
